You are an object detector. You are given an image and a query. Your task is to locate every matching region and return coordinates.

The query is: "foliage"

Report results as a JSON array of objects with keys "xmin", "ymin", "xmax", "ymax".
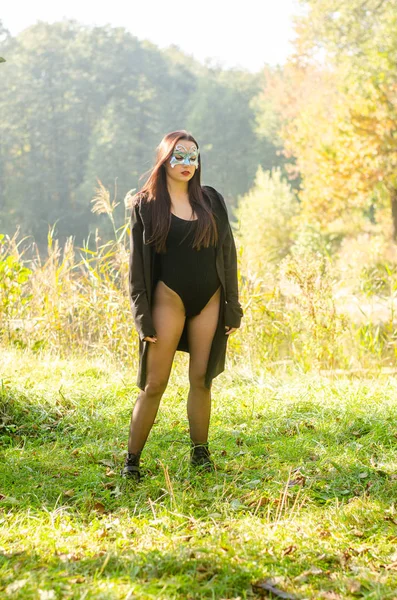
[
  {"xmin": 280, "ymin": 248, "xmax": 349, "ymax": 369},
  {"xmin": 235, "ymin": 167, "xmax": 300, "ymax": 276},
  {"xmin": 254, "ymin": 0, "xmax": 397, "ymax": 237},
  {"xmin": 0, "ymin": 194, "xmax": 136, "ymax": 362},
  {"xmin": 3, "ymin": 175, "xmax": 397, "ymax": 375},
  {"xmin": 0, "ymin": 21, "xmax": 283, "ymax": 248}
]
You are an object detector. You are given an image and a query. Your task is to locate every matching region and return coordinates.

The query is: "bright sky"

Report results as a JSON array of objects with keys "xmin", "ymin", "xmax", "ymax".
[{"xmin": 2, "ymin": 0, "xmax": 302, "ymax": 72}]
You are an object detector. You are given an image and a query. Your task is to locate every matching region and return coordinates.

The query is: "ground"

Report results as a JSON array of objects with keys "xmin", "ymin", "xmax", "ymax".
[{"xmin": 1, "ymin": 348, "xmax": 397, "ymax": 599}]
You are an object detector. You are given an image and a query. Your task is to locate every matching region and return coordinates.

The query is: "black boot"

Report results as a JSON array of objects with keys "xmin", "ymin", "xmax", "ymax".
[
  {"xmin": 121, "ymin": 451, "xmax": 141, "ymax": 480},
  {"xmin": 190, "ymin": 442, "xmax": 214, "ymax": 472}
]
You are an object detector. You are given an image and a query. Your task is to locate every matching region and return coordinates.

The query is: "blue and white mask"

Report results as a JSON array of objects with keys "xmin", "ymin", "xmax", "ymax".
[{"xmin": 169, "ymin": 143, "xmax": 200, "ymax": 168}]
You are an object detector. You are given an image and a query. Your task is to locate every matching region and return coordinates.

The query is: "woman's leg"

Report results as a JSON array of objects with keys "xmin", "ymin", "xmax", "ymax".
[
  {"xmin": 186, "ymin": 287, "xmax": 221, "ymax": 444},
  {"xmin": 128, "ymin": 281, "xmax": 186, "ymax": 454}
]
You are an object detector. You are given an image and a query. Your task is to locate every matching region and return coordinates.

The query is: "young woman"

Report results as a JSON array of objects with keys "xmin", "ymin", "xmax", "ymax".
[{"xmin": 122, "ymin": 130, "xmax": 243, "ymax": 480}]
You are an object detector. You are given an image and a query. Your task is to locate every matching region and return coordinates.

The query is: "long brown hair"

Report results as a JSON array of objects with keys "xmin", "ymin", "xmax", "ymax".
[{"xmin": 133, "ymin": 130, "xmax": 218, "ymax": 253}]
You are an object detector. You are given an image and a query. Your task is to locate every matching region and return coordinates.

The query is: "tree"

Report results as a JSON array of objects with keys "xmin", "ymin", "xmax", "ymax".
[
  {"xmin": 0, "ymin": 21, "xmax": 286, "ymax": 249},
  {"xmin": 257, "ymin": 0, "xmax": 397, "ymax": 237}
]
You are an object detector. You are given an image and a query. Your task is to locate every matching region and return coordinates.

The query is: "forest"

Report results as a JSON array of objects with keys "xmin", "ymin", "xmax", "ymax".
[{"xmin": 0, "ymin": 18, "xmax": 281, "ymax": 250}]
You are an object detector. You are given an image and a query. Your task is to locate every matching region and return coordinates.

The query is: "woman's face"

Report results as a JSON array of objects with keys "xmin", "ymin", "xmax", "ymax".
[{"xmin": 164, "ymin": 138, "xmax": 199, "ymax": 184}]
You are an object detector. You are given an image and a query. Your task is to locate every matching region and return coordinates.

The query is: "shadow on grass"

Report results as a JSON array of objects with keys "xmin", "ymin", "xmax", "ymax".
[
  {"xmin": 0, "ymin": 547, "xmax": 259, "ymax": 599},
  {"xmin": 1, "ymin": 536, "xmax": 395, "ymax": 599},
  {"xmin": 2, "ymin": 387, "xmax": 397, "ymax": 515}
]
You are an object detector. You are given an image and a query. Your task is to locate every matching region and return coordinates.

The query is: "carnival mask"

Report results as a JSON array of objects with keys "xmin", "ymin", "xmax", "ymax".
[{"xmin": 169, "ymin": 143, "xmax": 200, "ymax": 168}]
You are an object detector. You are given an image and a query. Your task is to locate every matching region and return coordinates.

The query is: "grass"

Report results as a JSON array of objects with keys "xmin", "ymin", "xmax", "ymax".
[{"xmin": 2, "ymin": 347, "xmax": 397, "ymax": 599}]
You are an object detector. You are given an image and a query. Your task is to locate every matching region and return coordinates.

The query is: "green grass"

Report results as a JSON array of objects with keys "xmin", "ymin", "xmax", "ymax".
[{"xmin": 2, "ymin": 347, "xmax": 397, "ymax": 599}]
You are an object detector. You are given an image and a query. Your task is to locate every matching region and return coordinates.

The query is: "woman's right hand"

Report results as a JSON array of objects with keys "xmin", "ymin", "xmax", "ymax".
[{"xmin": 143, "ymin": 336, "xmax": 157, "ymax": 343}]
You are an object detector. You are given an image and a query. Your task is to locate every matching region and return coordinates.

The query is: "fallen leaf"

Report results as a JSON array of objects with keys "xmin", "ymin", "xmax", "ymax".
[
  {"xmin": 352, "ymin": 529, "xmax": 364, "ymax": 537},
  {"xmin": 56, "ymin": 553, "xmax": 71, "ymax": 562},
  {"xmin": 98, "ymin": 529, "xmax": 108, "ymax": 538},
  {"xmin": 110, "ymin": 486, "xmax": 122, "ymax": 497},
  {"xmin": 102, "ymin": 481, "xmax": 116, "ymax": 490},
  {"xmin": 12, "ymin": 561, "xmax": 24, "ymax": 572},
  {"xmin": 99, "ymin": 459, "xmax": 114, "ymax": 468},
  {"xmin": 248, "ymin": 496, "xmax": 269, "ymax": 508},
  {"xmin": 38, "ymin": 589, "xmax": 56, "ymax": 600},
  {"xmin": 5, "ymin": 580, "xmax": 28, "ymax": 594},
  {"xmin": 0, "ymin": 496, "xmax": 19, "ymax": 505},
  {"xmin": 230, "ymin": 499, "xmax": 244, "ymax": 510},
  {"xmin": 282, "ymin": 545, "xmax": 297, "ymax": 556},
  {"xmin": 56, "ymin": 551, "xmax": 82, "ymax": 562},
  {"xmin": 347, "ymin": 581, "xmax": 361, "ymax": 594},
  {"xmin": 246, "ymin": 479, "xmax": 261, "ymax": 489},
  {"xmin": 340, "ymin": 550, "xmax": 352, "ymax": 565},
  {"xmin": 319, "ymin": 529, "xmax": 331, "ymax": 538},
  {"xmin": 93, "ymin": 501, "xmax": 106, "ymax": 513},
  {"xmin": 294, "ymin": 566, "xmax": 324, "ymax": 582},
  {"xmin": 252, "ymin": 579, "xmax": 298, "ymax": 599},
  {"xmin": 309, "ymin": 454, "xmax": 319, "ymax": 461},
  {"xmin": 354, "ymin": 546, "xmax": 369, "ymax": 555},
  {"xmin": 288, "ymin": 471, "xmax": 306, "ymax": 486}
]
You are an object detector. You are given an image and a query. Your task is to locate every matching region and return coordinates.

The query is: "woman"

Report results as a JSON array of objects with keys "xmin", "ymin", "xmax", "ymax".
[{"xmin": 122, "ymin": 130, "xmax": 243, "ymax": 480}]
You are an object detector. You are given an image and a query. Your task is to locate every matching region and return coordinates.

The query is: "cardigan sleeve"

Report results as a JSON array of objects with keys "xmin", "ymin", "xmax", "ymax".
[
  {"xmin": 218, "ymin": 192, "xmax": 244, "ymax": 329},
  {"xmin": 128, "ymin": 201, "xmax": 157, "ymax": 341}
]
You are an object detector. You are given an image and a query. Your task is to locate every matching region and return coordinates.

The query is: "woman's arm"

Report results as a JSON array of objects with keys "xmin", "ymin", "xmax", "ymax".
[
  {"xmin": 218, "ymin": 192, "xmax": 244, "ymax": 329},
  {"xmin": 128, "ymin": 201, "xmax": 157, "ymax": 341}
]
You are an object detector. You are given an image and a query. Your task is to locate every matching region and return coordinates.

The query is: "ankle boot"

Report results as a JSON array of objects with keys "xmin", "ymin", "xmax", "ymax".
[
  {"xmin": 121, "ymin": 451, "xmax": 141, "ymax": 480},
  {"xmin": 190, "ymin": 441, "xmax": 214, "ymax": 472}
]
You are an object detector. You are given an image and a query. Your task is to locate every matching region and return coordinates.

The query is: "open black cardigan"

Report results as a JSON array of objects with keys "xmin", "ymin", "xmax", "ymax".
[{"xmin": 128, "ymin": 185, "xmax": 243, "ymax": 390}]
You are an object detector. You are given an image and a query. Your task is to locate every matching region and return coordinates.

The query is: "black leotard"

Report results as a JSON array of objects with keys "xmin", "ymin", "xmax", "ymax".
[{"xmin": 156, "ymin": 213, "xmax": 220, "ymax": 317}]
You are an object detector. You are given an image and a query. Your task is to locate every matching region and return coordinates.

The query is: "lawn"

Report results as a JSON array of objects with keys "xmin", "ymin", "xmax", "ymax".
[{"xmin": 1, "ymin": 347, "xmax": 397, "ymax": 599}]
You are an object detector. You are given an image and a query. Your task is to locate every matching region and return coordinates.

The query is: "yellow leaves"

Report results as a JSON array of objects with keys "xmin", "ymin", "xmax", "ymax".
[{"xmin": 263, "ymin": 46, "xmax": 397, "ymax": 232}]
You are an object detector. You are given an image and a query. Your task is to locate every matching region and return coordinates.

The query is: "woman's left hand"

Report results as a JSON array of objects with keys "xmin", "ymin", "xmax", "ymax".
[{"xmin": 225, "ymin": 326, "xmax": 237, "ymax": 336}]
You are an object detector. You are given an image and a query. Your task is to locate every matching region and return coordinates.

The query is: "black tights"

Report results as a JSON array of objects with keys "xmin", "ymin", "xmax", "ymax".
[{"xmin": 127, "ymin": 281, "xmax": 221, "ymax": 454}]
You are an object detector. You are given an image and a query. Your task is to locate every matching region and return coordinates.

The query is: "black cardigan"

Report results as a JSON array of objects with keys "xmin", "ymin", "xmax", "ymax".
[{"xmin": 128, "ymin": 185, "xmax": 243, "ymax": 389}]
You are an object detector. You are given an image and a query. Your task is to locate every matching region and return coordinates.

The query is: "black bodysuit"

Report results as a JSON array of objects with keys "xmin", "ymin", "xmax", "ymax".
[{"xmin": 156, "ymin": 213, "xmax": 220, "ymax": 317}]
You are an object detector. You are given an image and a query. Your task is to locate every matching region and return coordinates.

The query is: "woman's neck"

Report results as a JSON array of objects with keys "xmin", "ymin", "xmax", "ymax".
[{"xmin": 166, "ymin": 178, "xmax": 189, "ymax": 203}]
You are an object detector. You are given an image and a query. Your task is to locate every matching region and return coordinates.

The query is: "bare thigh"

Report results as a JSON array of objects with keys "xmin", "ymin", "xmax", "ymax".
[
  {"xmin": 187, "ymin": 287, "xmax": 221, "ymax": 386},
  {"xmin": 145, "ymin": 281, "xmax": 186, "ymax": 389}
]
